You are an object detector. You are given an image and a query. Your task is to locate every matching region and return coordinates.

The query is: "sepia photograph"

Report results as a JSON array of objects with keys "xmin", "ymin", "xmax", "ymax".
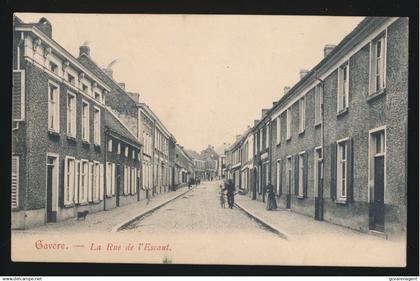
[{"xmin": 11, "ymin": 13, "xmax": 409, "ymax": 267}]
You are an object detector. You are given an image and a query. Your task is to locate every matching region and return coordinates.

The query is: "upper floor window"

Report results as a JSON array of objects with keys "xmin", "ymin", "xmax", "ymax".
[
  {"xmin": 82, "ymin": 83, "xmax": 89, "ymax": 95},
  {"xmin": 94, "ymin": 92, "xmax": 102, "ymax": 102},
  {"xmin": 67, "ymin": 73, "xmax": 75, "ymax": 85},
  {"xmin": 108, "ymin": 139, "xmax": 113, "ymax": 152},
  {"xmin": 125, "ymin": 146, "xmax": 129, "ymax": 157},
  {"xmin": 370, "ymin": 34, "xmax": 386, "ymax": 95},
  {"xmin": 67, "ymin": 92, "xmax": 76, "ymax": 138},
  {"xmin": 117, "ymin": 142, "xmax": 121, "ymax": 154},
  {"xmin": 93, "ymin": 106, "xmax": 101, "ymax": 145},
  {"xmin": 49, "ymin": 61, "xmax": 58, "ymax": 74},
  {"xmin": 299, "ymin": 97, "xmax": 305, "ymax": 133},
  {"xmin": 48, "ymin": 82, "xmax": 60, "ymax": 133},
  {"xmin": 286, "ymin": 108, "xmax": 291, "ymax": 140},
  {"xmin": 276, "ymin": 116, "xmax": 281, "ymax": 145},
  {"xmin": 81, "ymin": 101, "xmax": 90, "ymax": 142},
  {"xmin": 314, "ymin": 84, "xmax": 323, "ymax": 126},
  {"xmin": 265, "ymin": 123, "xmax": 269, "ymax": 149},
  {"xmin": 337, "ymin": 62, "xmax": 349, "ymax": 113}
]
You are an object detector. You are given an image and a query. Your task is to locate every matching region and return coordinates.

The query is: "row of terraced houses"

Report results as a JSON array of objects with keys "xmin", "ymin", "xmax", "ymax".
[
  {"xmin": 224, "ymin": 17, "xmax": 408, "ymax": 238},
  {"xmin": 11, "ymin": 16, "xmax": 195, "ymax": 229}
]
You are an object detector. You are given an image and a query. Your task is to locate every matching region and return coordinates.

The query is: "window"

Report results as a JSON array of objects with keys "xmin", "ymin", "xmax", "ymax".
[
  {"xmin": 298, "ymin": 152, "xmax": 305, "ymax": 197},
  {"xmin": 259, "ymin": 128, "xmax": 263, "ymax": 151},
  {"xmin": 299, "ymin": 97, "xmax": 305, "ymax": 133},
  {"xmin": 370, "ymin": 34, "xmax": 386, "ymax": 94},
  {"xmin": 82, "ymin": 83, "xmax": 89, "ymax": 95},
  {"xmin": 315, "ymin": 84, "xmax": 323, "ymax": 125},
  {"xmin": 67, "ymin": 92, "xmax": 76, "ymax": 137},
  {"xmin": 106, "ymin": 162, "xmax": 115, "ymax": 197},
  {"xmin": 82, "ymin": 101, "xmax": 89, "ymax": 142},
  {"xmin": 125, "ymin": 146, "xmax": 129, "ymax": 157},
  {"xmin": 132, "ymin": 150, "xmax": 135, "ymax": 160},
  {"xmin": 108, "ymin": 139, "xmax": 113, "ymax": 152},
  {"xmin": 93, "ymin": 106, "xmax": 101, "ymax": 145},
  {"xmin": 286, "ymin": 108, "xmax": 291, "ymax": 140},
  {"xmin": 80, "ymin": 160, "xmax": 89, "ymax": 203},
  {"xmin": 93, "ymin": 162, "xmax": 100, "ymax": 202},
  {"xmin": 94, "ymin": 92, "xmax": 101, "ymax": 102},
  {"xmin": 11, "ymin": 156, "xmax": 19, "ymax": 209},
  {"xmin": 337, "ymin": 140, "xmax": 348, "ymax": 200},
  {"xmin": 88, "ymin": 162, "xmax": 94, "ymax": 202},
  {"xmin": 131, "ymin": 167, "xmax": 137, "ymax": 194},
  {"xmin": 48, "ymin": 82, "xmax": 60, "ymax": 133},
  {"xmin": 67, "ymin": 73, "xmax": 75, "ymax": 85},
  {"xmin": 276, "ymin": 159, "xmax": 281, "ymax": 195},
  {"xmin": 124, "ymin": 166, "xmax": 129, "ymax": 195},
  {"xmin": 286, "ymin": 156, "xmax": 292, "ymax": 194},
  {"xmin": 265, "ymin": 123, "xmax": 269, "ymax": 148},
  {"xmin": 117, "ymin": 143, "xmax": 121, "ymax": 154},
  {"xmin": 64, "ymin": 157, "xmax": 75, "ymax": 206},
  {"xmin": 49, "ymin": 61, "xmax": 58, "ymax": 74},
  {"xmin": 74, "ymin": 160, "xmax": 80, "ymax": 204},
  {"xmin": 337, "ymin": 62, "xmax": 349, "ymax": 113},
  {"xmin": 276, "ymin": 116, "xmax": 281, "ymax": 145}
]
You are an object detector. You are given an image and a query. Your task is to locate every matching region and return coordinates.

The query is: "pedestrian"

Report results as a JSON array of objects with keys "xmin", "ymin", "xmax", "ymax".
[
  {"xmin": 265, "ymin": 182, "xmax": 277, "ymax": 210},
  {"xmin": 223, "ymin": 179, "xmax": 235, "ymax": 209},
  {"xmin": 188, "ymin": 178, "xmax": 193, "ymax": 189}
]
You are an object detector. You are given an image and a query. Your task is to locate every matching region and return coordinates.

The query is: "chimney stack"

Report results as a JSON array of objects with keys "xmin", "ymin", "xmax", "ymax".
[
  {"xmin": 79, "ymin": 45, "xmax": 90, "ymax": 57},
  {"xmin": 272, "ymin": 101, "xmax": 278, "ymax": 107},
  {"xmin": 284, "ymin": 86, "xmax": 291, "ymax": 95},
  {"xmin": 36, "ymin": 17, "xmax": 52, "ymax": 38},
  {"xmin": 118, "ymin": 82, "xmax": 126, "ymax": 90},
  {"xmin": 103, "ymin": 68, "xmax": 113, "ymax": 78},
  {"xmin": 324, "ymin": 44, "xmax": 336, "ymax": 57},
  {"xmin": 300, "ymin": 69, "xmax": 309, "ymax": 79},
  {"xmin": 261, "ymin": 109, "xmax": 269, "ymax": 118}
]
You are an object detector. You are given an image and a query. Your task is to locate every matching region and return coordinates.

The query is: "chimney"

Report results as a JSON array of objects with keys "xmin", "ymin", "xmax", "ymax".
[
  {"xmin": 272, "ymin": 101, "xmax": 278, "ymax": 107},
  {"xmin": 254, "ymin": 120, "xmax": 259, "ymax": 126},
  {"xmin": 118, "ymin": 83, "xmax": 126, "ymax": 90},
  {"xmin": 300, "ymin": 69, "xmax": 309, "ymax": 79},
  {"xmin": 236, "ymin": 135, "xmax": 242, "ymax": 140},
  {"xmin": 261, "ymin": 109, "xmax": 269, "ymax": 118},
  {"xmin": 128, "ymin": 92, "xmax": 140, "ymax": 103},
  {"xmin": 36, "ymin": 17, "xmax": 52, "ymax": 38},
  {"xmin": 324, "ymin": 44, "xmax": 336, "ymax": 57},
  {"xmin": 79, "ymin": 45, "xmax": 90, "ymax": 57},
  {"xmin": 284, "ymin": 86, "xmax": 291, "ymax": 95},
  {"xmin": 103, "ymin": 68, "xmax": 113, "ymax": 78}
]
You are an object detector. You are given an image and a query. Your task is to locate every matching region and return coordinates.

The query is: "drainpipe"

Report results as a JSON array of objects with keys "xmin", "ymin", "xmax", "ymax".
[{"xmin": 103, "ymin": 128, "xmax": 108, "ymax": 211}]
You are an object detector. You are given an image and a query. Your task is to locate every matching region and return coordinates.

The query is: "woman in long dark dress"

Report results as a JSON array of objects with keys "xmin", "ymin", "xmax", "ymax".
[{"xmin": 265, "ymin": 182, "xmax": 277, "ymax": 210}]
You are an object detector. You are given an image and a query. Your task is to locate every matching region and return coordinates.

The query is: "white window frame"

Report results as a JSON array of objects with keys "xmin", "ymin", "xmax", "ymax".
[
  {"xmin": 313, "ymin": 146, "xmax": 323, "ymax": 198},
  {"xmin": 368, "ymin": 126, "xmax": 387, "ymax": 203},
  {"xmin": 369, "ymin": 32, "xmax": 387, "ymax": 95},
  {"xmin": 81, "ymin": 100, "xmax": 90, "ymax": 142},
  {"xmin": 286, "ymin": 156, "xmax": 292, "ymax": 194},
  {"xmin": 299, "ymin": 97, "xmax": 305, "ymax": 133},
  {"xmin": 108, "ymin": 139, "xmax": 113, "ymax": 152},
  {"xmin": 276, "ymin": 159, "xmax": 281, "ymax": 195},
  {"xmin": 79, "ymin": 159, "xmax": 89, "ymax": 204},
  {"xmin": 286, "ymin": 108, "xmax": 291, "ymax": 140},
  {"xmin": 336, "ymin": 138, "xmax": 349, "ymax": 201},
  {"xmin": 64, "ymin": 156, "xmax": 76, "ymax": 206},
  {"xmin": 48, "ymin": 80, "xmax": 60, "ymax": 133},
  {"xmin": 125, "ymin": 146, "xmax": 129, "ymax": 157},
  {"xmin": 93, "ymin": 161, "xmax": 100, "ymax": 202},
  {"xmin": 74, "ymin": 160, "xmax": 80, "ymax": 204},
  {"xmin": 265, "ymin": 123, "xmax": 269, "ymax": 149},
  {"xmin": 298, "ymin": 151, "xmax": 305, "ymax": 197},
  {"xmin": 337, "ymin": 62, "xmax": 350, "ymax": 113},
  {"xmin": 66, "ymin": 91, "xmax": 77, "ymax": 138},
  {"xmin": 117, "ymin": 142, "xmax": 121, "ymax": 154},
  {"xmin": 93, "ymin": 106, "xmax": 101, "ymax": 145}
]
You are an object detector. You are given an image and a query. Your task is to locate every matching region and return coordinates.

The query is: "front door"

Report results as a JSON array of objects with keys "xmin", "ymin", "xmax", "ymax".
[
  {"xmin": 369, "ymin": 130, "xmax": 385, "ymax": 232},
  {"xmin": 314, "ymin": 148, "xmax": 324, "ymax": 220},
  {"xmin": 46, "ymin": 156, "xmax": 57, "ymax": 223},
  {"xmin": 116, "ymin": 164, "xmax": 121, "ymax": 207},
  {"xmin": 286, "ymin": 157, "xmax": 292, "ymax": 209},
  {"xmin": 252, "ymin": 168, "xmax": 257, "ymax": 200}
]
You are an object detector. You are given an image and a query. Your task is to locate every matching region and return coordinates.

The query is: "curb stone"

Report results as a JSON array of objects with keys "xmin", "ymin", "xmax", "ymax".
[
  {"xmin": 111, "ymin": 187, "xmax": 193, "ymax": 233},
  {"xmin": 234, "ymin": 202, "xmax": 289, "ymax": 240}
]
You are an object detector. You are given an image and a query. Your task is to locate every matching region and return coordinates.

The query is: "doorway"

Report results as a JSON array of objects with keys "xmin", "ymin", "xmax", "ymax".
[
  {"xmin": 286, "ymin": 156, "xmax": 292, "ymax": 209},
  {"xmin": 369, "ymin": 129, "xmax": 385, "ymax": 232},
  {"xmin": 252, "ymin": 168, "xmax": 257, "ymax": 200},
  {"xmin": 46, "ymin": 154, "xmax": 58, "ymax": 223},
  {"xmin": 314, "ymin": 147, "xmax": 324, "ymax": 220}
]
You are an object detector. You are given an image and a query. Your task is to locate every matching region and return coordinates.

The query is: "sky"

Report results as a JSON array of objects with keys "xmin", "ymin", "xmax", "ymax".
[{"xmin": 16, "ymin": 13, "xmax": 363, "ymax": 152}]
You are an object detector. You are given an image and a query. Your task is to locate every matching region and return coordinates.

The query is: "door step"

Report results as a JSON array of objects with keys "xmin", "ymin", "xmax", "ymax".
[{"xmin": 369, "ymin": 230, "xmax": 388, "ymax": 240}]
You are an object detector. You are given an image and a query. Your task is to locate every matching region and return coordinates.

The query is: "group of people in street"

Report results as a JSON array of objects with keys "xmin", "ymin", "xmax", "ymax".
[
  {"xmin": 188, "ymin": 177, "xmax": 201, "ymax": 189},
  {"xmin": 219, "ymin": 179, "xmax": 277, "ymax": 211}
]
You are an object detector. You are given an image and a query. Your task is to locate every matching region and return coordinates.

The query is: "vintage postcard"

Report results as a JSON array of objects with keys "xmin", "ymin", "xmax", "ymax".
[{"xmin": 11, "ymin": 13, "xmax": 408, "ymax": 266}]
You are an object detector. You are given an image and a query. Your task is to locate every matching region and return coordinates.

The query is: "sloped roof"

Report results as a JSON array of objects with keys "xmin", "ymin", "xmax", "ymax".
[
  {"xmin": 185, "ymin": 149, "xmax": 202, "ymax": 160},
  {"xmin": 104, "ymin": 108, "xmax": 141, "ymax": 148}
]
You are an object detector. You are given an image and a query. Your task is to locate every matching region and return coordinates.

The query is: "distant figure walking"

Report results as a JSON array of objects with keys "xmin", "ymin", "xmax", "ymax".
[
  {"xmin": 188, "ymin": 178, "xmax": 194, "ymax": 189},
  {"xmin": 265, "ymin": 182, "xmax": 277, "ymax": 210},
  {"xmin": 223, "ymin": 179, "xmax": 235, "ymax": 209}
]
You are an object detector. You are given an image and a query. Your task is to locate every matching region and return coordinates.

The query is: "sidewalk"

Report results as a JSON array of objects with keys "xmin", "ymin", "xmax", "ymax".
[
  {"xmin": 17, "ymin": 186, "xmax": 191, "ymax": 233},
  {"xmin": 235, "ymin": 194, "xmax": 406, "ymax": 266}
]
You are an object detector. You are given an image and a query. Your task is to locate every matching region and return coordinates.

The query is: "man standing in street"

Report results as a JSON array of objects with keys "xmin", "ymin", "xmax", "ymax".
[{"xmin": 223, "ymin": 179, "xmax": 235, "ymax": 209}]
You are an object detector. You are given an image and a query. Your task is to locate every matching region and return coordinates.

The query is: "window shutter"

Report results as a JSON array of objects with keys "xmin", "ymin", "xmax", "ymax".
[
  {"xmin": 99, "ymin": 164, "xmax": 104, "ymax": 201},
  {"xmin": 303, "ymin": 152, "xmax": 308, "ymax": 198},
  {"xmin": 13, "ymin": 71, "xmax": 25, "ymax": 121},
  {"xmin": 11, "ymin": 156, "xmax": 19, "ymax": 209},
  {"xmin": 59, "ymin": 159, "xmax": 65, "ymax": 207},
  {"xmin": 330, "ymin": 143, "xmax": 337, "ymax": 200},
  {"xmin": 69, "ymin": 160, "xmax": 74, "ymax": 205},
  {"xmin": 294, "ymin": 155, "xmax": 299, "ymax": 195},
  {"xmin": 347, "ymin": 138, "xmax": 354, "ymax": 202},
  {"xmin": 74, "ymin": 160, "xmax": 80, "ymax": 204},
  {"xmin": 88, "ymin": 162, "xmax": 93, "ymax": 202}
]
